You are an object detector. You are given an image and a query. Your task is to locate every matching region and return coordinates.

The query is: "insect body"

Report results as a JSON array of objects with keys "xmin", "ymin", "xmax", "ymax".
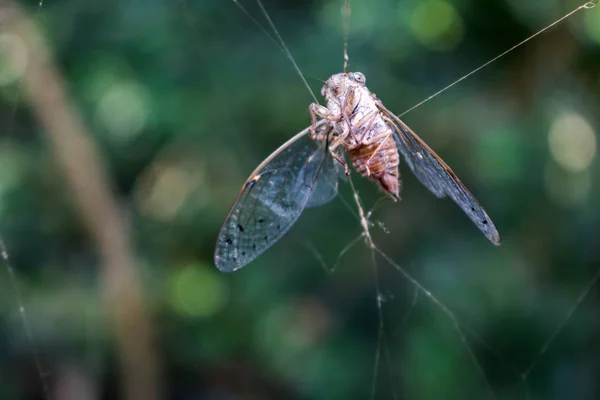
[
  {"xmin": 310, "ymin": 72, "xmax": 400, "ymax": 198},
  {"xmin": 215, "ymin": 72, "xmax": 500, "ymax": 272},
  {"xmin": 309, "ymin": 72, "xmax": 400, "ymax": 199}
]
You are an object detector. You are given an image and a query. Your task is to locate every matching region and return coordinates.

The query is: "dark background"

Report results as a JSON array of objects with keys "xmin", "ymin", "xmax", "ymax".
[{"xmin": 1, "ymin": 0, "xmax": 599, "ymax": 399}]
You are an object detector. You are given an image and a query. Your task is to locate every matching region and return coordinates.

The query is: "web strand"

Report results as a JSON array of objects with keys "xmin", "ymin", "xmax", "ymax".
[
  {"xmin": 342, "ymin": 0, "xmax": 351, "ymax": 72},
  {"xmin": 522, "ymin": 264, "xmax": 600, "ymax": 379},
  {"xmin": 374, "ymin": 246, "xmax": 499, "ymax": 400},
  {"xmin": 253, "ymin": 0, "xmax": 319, "ymax": 103},
  {"xmin": 0, "ymin": 239, "xmax": 51, "ymax": 398},
  {"xmin": 232, "ymin": 0, "xmax": 286, "ymax": 54},
  {"xmin": 398, "ymin": 0, "xmax": 599, "ymax": 117},
  {"xmin": 346, "ymin": 173, "xmax": 498, "ymax": 398}
]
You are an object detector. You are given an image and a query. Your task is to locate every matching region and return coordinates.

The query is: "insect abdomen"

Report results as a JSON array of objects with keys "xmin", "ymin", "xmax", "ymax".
[{"xmin": 348, "ymin": 134, "xmax": 400, "ymax": 198}]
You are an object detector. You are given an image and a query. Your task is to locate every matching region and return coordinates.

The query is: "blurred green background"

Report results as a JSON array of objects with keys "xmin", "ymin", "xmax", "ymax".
[{"xmin": 1, "ymin": 0, "xmax": 600, "ymax": 399}]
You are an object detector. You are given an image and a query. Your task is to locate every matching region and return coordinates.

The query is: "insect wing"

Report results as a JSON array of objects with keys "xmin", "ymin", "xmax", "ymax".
[
  {"xmin": 215, "ymin": 123, "xmax": 334, "ymax": 272},
  {"xmin": 306, "ymin": 146, "xmax": 344, "ymax": 208},
  {"xmin": 381, "ymin": 108, "xmax": 501, "ymax": 245}
]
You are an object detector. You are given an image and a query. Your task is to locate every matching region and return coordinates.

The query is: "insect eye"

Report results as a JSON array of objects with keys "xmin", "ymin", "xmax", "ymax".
[
  {"xmin": 321, "ymin": 85, "xmax": 327, "ymax": 97},
  {"xmin": 353, "ymin": 72, "xmax": 366, "ymax": 83}
]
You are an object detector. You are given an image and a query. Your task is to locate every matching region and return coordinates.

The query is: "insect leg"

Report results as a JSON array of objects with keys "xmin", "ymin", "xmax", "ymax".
[
  {"xmin": 309, "ymin": 103, "xmax": 339, "ymax": 138},
  {"xmin": 328, "ymin": 127, "xmax": 351, "ymax": 174},
  {"xmin": 361, "ymin": 128, "xmax": 393, "ymax": 146},
  {"xmin": 330, "ymin": 149, "xmax": 350, "ymax": 176},
  {"xmin": 312, "ymin": 123, "xmax": 332, "ymax": 142}
]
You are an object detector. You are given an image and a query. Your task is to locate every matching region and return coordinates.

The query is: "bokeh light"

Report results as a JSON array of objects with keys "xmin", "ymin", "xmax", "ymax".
[
  {"xmin": 548, "ymin": 111, "xmax": 596, "ymax": 173},
  {"xmin": 135, "ymin": 162, "xmax": 193, "ymax": 221},
  {"xmin": 167, "ymin": 263, "xmax": 228, "ymax": 318},
  {"xmin": 95, "ymin": 81, "xmax": 150, "ymax": 144},
  {"xmin": 135, "ymin": 153, "xmax": 209, "ymax": 221},
  {"xmin": 409, "ymin": 0, "xmax": 464, "ymax": 51}
]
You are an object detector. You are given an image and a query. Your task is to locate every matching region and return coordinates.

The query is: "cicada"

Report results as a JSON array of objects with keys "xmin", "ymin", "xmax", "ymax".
[{"xmin": 214, "ymin": 72, "xmax": 500, "ymax": 272}]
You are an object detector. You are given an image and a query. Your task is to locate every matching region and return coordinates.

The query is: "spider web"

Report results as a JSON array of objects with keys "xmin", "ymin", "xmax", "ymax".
[
  {"xmin": 229, "ymin": 1, "xmax": 600, "ymax": 399},
  {"xmin": 1, "ymin": 0, "xmax": 599, "ymax": 399}
]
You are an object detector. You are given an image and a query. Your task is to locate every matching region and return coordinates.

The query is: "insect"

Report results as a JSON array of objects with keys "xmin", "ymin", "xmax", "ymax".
[{"xmin": 214, "ymin": 72, "xmax": 500, "ymax": 272}]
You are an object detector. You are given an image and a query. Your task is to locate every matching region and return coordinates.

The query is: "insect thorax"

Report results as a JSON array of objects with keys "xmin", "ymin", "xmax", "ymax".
[
  {"xmin": 318, "ymin": 72, "xmax": 400, "ymax": 198},
  {"xmin": 322, "ymin": 73, "xmax": 390, "ymax": 148}
]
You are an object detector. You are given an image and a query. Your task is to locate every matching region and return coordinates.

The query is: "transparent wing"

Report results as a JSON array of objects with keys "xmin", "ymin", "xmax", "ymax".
[
  {"xmin": 380, "ymin": 107, "xmax": 501, "ymax": 245},
  {"xmin": 306, "ymin": 147, "xmax": 344, "ymax": 208},
  {"xmin": 215, "ymin": 121, "xmax": 340, "ymax": 272}
]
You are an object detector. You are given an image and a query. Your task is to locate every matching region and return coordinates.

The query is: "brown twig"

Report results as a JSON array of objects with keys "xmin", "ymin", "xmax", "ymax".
[{"xmin": 0, "ymin": 3, "xmax": 162, "ymax": 400}]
